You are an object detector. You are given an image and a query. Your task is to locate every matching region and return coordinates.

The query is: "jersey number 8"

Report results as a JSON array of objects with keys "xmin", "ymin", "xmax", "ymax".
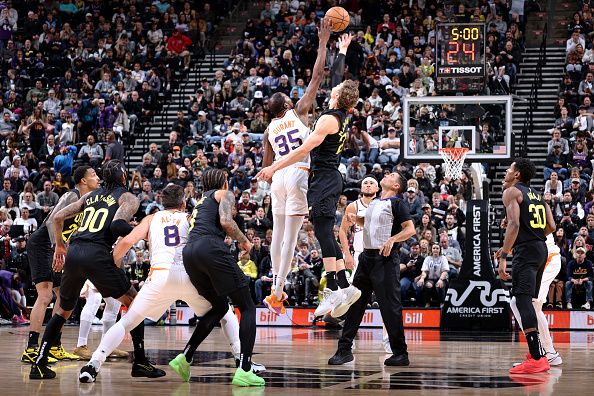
[{"xmin": 163, "ymin": 225, "xmax": 180, "ymax": 247}]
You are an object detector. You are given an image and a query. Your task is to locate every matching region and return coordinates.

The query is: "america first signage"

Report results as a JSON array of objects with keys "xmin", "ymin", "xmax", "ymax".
[{"xmin": 441, "ymin": 200, "xmax": 511, "ymax": 331}]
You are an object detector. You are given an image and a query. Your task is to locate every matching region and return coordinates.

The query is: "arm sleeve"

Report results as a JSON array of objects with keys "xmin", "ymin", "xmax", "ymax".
[{"xmin": 330, "ymin": 53, "xmax": 346, "ymax": 88}]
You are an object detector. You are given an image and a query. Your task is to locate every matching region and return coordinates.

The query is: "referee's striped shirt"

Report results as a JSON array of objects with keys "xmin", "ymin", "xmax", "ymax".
[{"xmin": 363, "ymin": 196, "xmax": 411, "ymax": 250}]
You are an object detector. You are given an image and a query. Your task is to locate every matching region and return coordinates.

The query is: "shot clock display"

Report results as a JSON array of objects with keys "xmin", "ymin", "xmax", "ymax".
[{"xmin": 436, "ymin": 23, "xmax": 486, "ymax": 93}]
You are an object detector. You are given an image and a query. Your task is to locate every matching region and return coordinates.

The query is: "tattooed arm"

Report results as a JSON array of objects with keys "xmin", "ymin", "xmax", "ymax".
[
  {"xmin": 46, "ymin": 190, "xmax": 80, "ymax": 246},
  {"xmin": 216, "ymin": 190, "xmax": 252, "ymax": 253},
  {"xmin": 110, "ymin": 192, "xmax": 141, "ymax": 237},
  {"xmin": 52, "ymin": 192, "xmax": 91, "ymax": 271}
]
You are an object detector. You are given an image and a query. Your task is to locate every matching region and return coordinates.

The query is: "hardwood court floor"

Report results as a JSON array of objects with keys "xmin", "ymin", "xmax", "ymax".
[{"xmin": 2, "ymin": 325, "xmax": 593, "ymax": 395}]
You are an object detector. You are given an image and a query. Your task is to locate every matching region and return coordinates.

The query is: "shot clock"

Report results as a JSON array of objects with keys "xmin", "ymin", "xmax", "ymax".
[{"xmin": 436, "ymin": 23, "xmax": 486, "ymax": 94}]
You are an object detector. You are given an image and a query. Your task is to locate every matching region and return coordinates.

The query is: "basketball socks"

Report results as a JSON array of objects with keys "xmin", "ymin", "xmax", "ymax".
[
  {"xmin": 28, "ymin": 331, "xmax": 39, "ymax": 348},
  {"xmin": 183, "ymin": 301, "xmax": 229, "ymax": 363},
  {"xmin": 55, "ymin": 332, "xmax": 62, "ymax": 347},
  {"xmin": 336, "ymin": 269, "xmax": 349, "ymax": 289},
  {"xmin": 102, "ymin": 298, "xmax": 121, "ymax": 335},
  {"xmin": 327, "ymin": 271, "xmax": 338, "ymax": 290},
  {"xmin": 535, "ymin": 304, "xmax": 556, "ymax": 354},
  {"xmin": 130, "ymin": 321, "xmax": 146, "ymax": 362},
  {"xmin": 78, "ymin": 320, "xmax": 92, "ymax": 347},
  {"xmin": 525, "ymin": 331, "xmax": 543, "ymax": 360},
  {"xmin": 220, "ymin": 305, "xmax": 241, "ymax": 355},
  {"xmin": 36, "ymin": 314, "xmax": 66, "ymax": 365}
]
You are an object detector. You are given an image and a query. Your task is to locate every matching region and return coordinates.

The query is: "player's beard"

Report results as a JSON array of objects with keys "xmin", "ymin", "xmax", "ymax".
[{"xmin": 362, "ymin": 192, "xmax": 375, "ymax": 197}]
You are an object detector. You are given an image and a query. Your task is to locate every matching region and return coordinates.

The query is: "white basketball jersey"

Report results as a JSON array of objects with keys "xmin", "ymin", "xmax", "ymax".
[
  {"xmin": 267, "ymin": 109, "xmax": 310, "ymax": 168},
  {"xmin": 148, "ymin": 210, "xmax": 189, "ymax": 269},
  {"xmin": 545, "ymin": 233, "xmax": 559, "ymax": 255},
  {"xmin": 352, "ymin": 199, "xmax": 368, "ymax": 253}
]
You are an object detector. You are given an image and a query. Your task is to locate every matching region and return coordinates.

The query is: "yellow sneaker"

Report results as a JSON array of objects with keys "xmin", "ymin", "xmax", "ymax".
[
  {"xmin": 109, "ymin": 348, "xmax": 129, "ymax": 358},
  {"xmin": 49, "ymin": 345, "xmax": 80, "ymax": 360},
  {"xmin": 21, "ymin": 347, "xmax": 58, "ymax": 364},
  {"xmin": 263, "ymin": 293, "xmax": 286, "ymax": 315},
  {"xmin": 73, "ymin": 345, "xmax": 93, "ymax": 360}
]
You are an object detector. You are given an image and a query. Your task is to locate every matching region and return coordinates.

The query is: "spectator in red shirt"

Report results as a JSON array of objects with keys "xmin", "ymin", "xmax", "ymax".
[{"xmin": 167, "ymin": 28, "xmax": 193, "ymax": 70}]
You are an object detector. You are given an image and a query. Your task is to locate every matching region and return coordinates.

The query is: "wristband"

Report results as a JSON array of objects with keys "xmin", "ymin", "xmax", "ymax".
[{"xmin": 500, "ymin": 252, "xmax": 508, "ymax": 261}]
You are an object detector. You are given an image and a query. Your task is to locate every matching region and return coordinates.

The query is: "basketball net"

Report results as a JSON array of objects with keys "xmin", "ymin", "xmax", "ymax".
[{"xmin": 439, "ymin": 147, "xmax": 469, "ymax": 180}]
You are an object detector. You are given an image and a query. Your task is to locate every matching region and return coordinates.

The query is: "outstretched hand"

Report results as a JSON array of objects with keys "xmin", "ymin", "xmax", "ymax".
[
  {"xmin": 338, "ymin": 32, "xmax": 354, "ymax": 53},
  {"xmin": 256, "ymin": 166, "xmax": 274, "ymax": 183},
  {"xmin": 318, "ymin": 17, "xmax": 332, "ymax": 44}
]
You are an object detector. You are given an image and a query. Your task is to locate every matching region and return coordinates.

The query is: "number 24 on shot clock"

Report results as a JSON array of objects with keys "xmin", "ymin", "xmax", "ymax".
[{"xmin": 437, "ymin": 23, "xmax": 485, "ymax": 78}]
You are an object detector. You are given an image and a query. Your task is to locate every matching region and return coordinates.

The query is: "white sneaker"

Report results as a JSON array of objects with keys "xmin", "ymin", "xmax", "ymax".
[
  {"xmin": 234, "ymin": 355, "xmax": 266, "ymax": 373},
  {"xmin": 0, "ymin": 318, "xmax": 11, "ymax": 325},
  {"xmin": 582, "ymin": 302, "xmax": 591, "ymax": 309},
  {"xmin": 546, "ymin": 351, "xmax": 563, "ymax": 366},
  {"xmin": 567, "ymin": 303, "xmax": 572, "ymax": 309},
  {"xmin": 331, "ymin": 286, "xmax": 362, "ymax": 318},
  {"xmin": 314, "ymin": 288, "xmax": 343, "ymax": 317},
  {"xmin": 383, "ymin": 336, "xmax": 392, "ymax": 354}
]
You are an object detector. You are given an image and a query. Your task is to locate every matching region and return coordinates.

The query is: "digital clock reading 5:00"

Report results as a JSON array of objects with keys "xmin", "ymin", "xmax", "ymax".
[{"xmin": 447, "ymin": 27, "xmax": 481, "ymax": 64}]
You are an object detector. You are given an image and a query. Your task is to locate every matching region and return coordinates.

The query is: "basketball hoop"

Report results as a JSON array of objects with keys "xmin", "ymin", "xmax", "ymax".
[{"xmin": 439, "ymin": 147, "xmax": 470, "ymax": 180}]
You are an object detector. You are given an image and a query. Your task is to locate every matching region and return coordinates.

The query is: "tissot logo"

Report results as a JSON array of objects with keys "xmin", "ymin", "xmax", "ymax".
[
  {"xmin": 445, "ymin": 280, "xmax": 510, "ymax": 307},
  {"xmin": 440, "ymin": 66, "xmax": 484, "ymax": 76}
]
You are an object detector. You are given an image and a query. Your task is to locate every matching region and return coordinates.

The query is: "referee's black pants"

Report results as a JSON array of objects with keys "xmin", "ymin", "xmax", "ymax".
[{"xmin": 338, "ymin": 249, "xmax": 408, "ymax": 356}]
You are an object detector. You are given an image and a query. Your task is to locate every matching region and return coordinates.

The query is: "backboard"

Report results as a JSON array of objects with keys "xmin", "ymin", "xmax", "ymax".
[{"xmin": 401, "ymin": 95, "xmax": 513, "ymax": 162}]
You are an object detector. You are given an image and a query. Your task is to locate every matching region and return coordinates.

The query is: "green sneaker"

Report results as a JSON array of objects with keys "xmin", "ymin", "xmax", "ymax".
[
  {"xmin": 169, "ymin": 354, "xmax": 191, "ymax": 382},
  {"xmin": 231, "ymin": 367, "xmax": 265, "ymax": 387}
]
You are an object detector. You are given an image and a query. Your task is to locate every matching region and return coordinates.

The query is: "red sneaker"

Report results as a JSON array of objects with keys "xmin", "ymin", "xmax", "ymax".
[{"xmin": 509, "ymin": 354, "xmax": 550, "ymax": 374}]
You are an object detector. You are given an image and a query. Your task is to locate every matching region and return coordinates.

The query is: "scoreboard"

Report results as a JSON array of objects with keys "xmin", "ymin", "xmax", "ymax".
[{"xmin": 436, "ymin": 23, "xmax": 486, "ymax": 93}]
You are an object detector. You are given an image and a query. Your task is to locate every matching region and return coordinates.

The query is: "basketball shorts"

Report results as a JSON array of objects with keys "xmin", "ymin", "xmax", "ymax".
[
  {"xmin": 128, "ymin": 265, "xmax": 212, "ymax": 321},
  {"xmin": 271, "ymin": 166, "xmax": 309, "ymax": 216},
  {"xmin": 27, "ymin": 228, "xmax": 62, "ymax": 286},
  {"xmin": 60, "ymin": 242, "xmax": 131, "ymax": 311},
  {"xmin": 308, "ymin": 168, "xmax": 344, "ymax": 218},
  {"xmin": 183, "ymin": 238, "xmax": 248, "ymax": 302},
  {"xmin": 511, "ymin": 241, "xmax": 547, "ymax": 298},
  {"xmin": 536, "ymin": 252, "xmax": 562, "ymax": 303}
]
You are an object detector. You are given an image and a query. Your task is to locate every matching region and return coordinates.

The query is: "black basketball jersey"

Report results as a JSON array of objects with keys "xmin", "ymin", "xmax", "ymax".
[
  {"xmin": 188, "ymin": 189, "xmax": 226, "ymax": 242},
  {"xmin": 311, "ymin": 108, "xmax": 349, "ymax": 171},
  {"xmin": 514, "ymin": 182, "xmax": 547, "ymax": 246},
  {"xmin": 70, "ymin": 186, "xmax": 128, "ymax": 249},
  {"xmin": 35, "ymin": 189, "xmax": 83, "ymax": 244}
]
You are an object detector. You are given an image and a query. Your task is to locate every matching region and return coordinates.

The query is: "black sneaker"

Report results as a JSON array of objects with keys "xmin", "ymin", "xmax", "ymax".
[
  {"xmin": 328, "ymin": 349, "xmax": 354, "ymax": 365},
  {"xmin": 29, "ymin": 363, "xmax": 56, "ymax": 379},
  {"xmin": 79, "ymin": 364, "xmax": 98, "ymax": 383},
  {"xmin": 384, "ymin": 353, "xmax": 410, "ymax": 366},
  {"xmin": 131, "ymin": 359, "xmax": 166, "ymax": 378}
]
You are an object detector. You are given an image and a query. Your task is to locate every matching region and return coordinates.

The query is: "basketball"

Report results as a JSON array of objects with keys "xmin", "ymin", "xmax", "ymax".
[{"xmin": 325, "ymin": 7, "xmax": 350, "ymax": 32}]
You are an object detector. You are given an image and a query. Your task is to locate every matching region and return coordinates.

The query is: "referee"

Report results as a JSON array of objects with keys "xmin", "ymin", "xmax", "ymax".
[{"xmin": 328, "ymin": 172, "xmax": 416, "ymax": 366}]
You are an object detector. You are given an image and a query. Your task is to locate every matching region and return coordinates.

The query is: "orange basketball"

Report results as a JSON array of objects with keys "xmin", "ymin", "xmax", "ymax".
[{"xmin": 325, "ymin": 7, "xmax": 350, "ymax": 32}]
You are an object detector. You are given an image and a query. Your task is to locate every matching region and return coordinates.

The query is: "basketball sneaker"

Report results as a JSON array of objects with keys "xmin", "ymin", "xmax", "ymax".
[
  {"xmin": 234, "ymin": 355, "xmax": 266, "ymax": 373},
  {"xmin": 231, "ymin": 367, "xmax": 265, "ymax": 387},
  {"xmin": 581, "ymin": 301, "xmax": 591, "ymax": 309},
  {"xmin": 12, "ymin": 315, "xmax": 29, "ymax": 325},
  {"xmin": 29, "ymin": 362, "xmax": 56, "ymax": 379},
  {"xmin": 314, "ymin": 288, "xmax": 343, "ymax": 317},
  {"xmin": 328, "ymin": 349, "xmax": 354, "ymax": 365},
  {"xmin": 509, "ymin": 354, "xmax": 550, "ymax": 374},
  {"xmin": 49, "ymin": 345, "xmax": 80, "ymax": 360},
  {"xmin": 79, "ymin": 364, "xmax": 98, "ymax": 383},
  {"xmin": 109, "ymin": 348, "xmax": 129, "ymax": 358},
  {"xmin": 169, "ymin": 353, "xmax": 191, "ymax": 382},
  {"xmin": 131, "ymin": 359, "xmax": 166, "ymax": 378},
  {"xmin": 73, "ymin": 345, "xmax": 93, "ymax": 360},
  {"xmin": 384, "ymin": 353, "xmax": 410, "ymax": 366},
  {"xmin": 566, "ymin": 303, "xmax": 572, "ymax": 309},
  {"xmin": 263, "ymin": 292, "xmax": 288, "ymax": 316},
  {"xmin": 331, "ymin": 285, "xmax": 362, "ymax": 318},
  {"xmin": 21, "ymin": 347, "xmax": 57, "ymax": 364},
  {"xmin": 546, "ymin": 351, "xmax": 563, "ymax": 366}
]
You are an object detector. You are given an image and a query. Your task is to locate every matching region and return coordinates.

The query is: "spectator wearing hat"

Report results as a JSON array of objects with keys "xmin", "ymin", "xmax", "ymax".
[
  {"xmin": 403, "ymin": 187, "xmax": 423, "ymax": 223},
  {"xmin": 544, "ymin": 143, "xmax": 569, "ymax": 181},
  {"xmin": 172, "ymin": 111, "xmax": 192, "ymax": 139},
  {"xmin": 225, "ymin": 123, "xmax": 244, "ymax": 147},
  {"xmin": 230, "ymin": 167, "xmax": 251, "ymax": 197},
  {"xmin": 4, "ymin": 155, "xmax": 28, "ymax": 181},
  {"xmin": 192, "ymin": 110, "xmax": 213, "ymax": 138},
  {"xmin": 171, "ymin": 167, "xmax": 190, "ymax": 188},
  {"xmin": 345, "ymin": 157, "xmax": 366, "ymax": 188},
  {"xmin": 182, "ymin": 136, "xmax": 199, "ymax": 159},
  {"xmin": 378, "ymin": 127, "xmax": 400, "ymax": 165},
  {"xmin": 167, "ymin": 28, "xmax": 193, "ymax": 70},
  {"xmin": 244, "ymin": 178, "xmax": 266, "ymax": 207},
  {"xmin": 573, "ymin": 103, "xmax": 594, "ymax": 131},
  {"xmin": 171, "ymin": 145, "xmax": 183, "ymax": 166},
  {"xmin": 566, "ymin": 247, "xmax": 593, "ymax": 309}
]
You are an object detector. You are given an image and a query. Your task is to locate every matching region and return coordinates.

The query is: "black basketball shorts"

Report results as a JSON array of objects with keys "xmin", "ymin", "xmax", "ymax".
[
  {"xmin": 27, "ymin": 229, "xmax": 62, "ymax": 286},
  {"xmin": 308, "ymin": 168, "xmax": 344, "ymax": 218},
  {"xmin": 511, "ymin": 240, "xmax": 548, "ymax": 298},
  {"xmin": 59, "ymin": 242, "xmax": 131, "ymax": 311},
  {"xmin": 183, "ymin": 238, "xmax": 248, "ymax": 302}
]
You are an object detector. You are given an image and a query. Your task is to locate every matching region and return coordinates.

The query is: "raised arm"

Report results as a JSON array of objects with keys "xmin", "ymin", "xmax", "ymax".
[
  {"xmin": 330, "ymin": 33, "xmax": 353, "ymax": 88},
  {"xmin": 295, "ymin": 18, "xmax": 331, "ymax": 118},
  {"xmin": 113, "ymin": 214, "xmax": 152, "ymax": 267},
  {"xmin": 218, "ymin": 190, "xmax": 252, "ymax": 253}
]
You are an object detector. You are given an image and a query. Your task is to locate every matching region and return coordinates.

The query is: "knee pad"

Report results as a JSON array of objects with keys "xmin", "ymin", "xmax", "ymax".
[
  {"xmin": 102, "ymin": 298, "xmax": 121, "ymax": 322},
  {"xmin": 312, "ymin": 216, "xmax": 338, "ymax": 258}
]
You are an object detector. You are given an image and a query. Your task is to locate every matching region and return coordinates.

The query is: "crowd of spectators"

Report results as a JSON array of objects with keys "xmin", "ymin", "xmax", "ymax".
[
  {"xmin": 542, "ymin": 1, "xmax": 594, "ymax": 310},
  {"xmin": 0, "ymin": 0, "xmax": 230, "ymax": 323}
]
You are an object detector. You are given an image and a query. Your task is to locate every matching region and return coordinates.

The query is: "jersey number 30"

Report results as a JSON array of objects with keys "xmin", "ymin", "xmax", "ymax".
[
  {"xmin": 275, "ymin": 129, "xmax": 302, "ymax": 156},
  {"xmin": 528, "ymin": 204, "xmax": 546, "ymax": 229}
]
